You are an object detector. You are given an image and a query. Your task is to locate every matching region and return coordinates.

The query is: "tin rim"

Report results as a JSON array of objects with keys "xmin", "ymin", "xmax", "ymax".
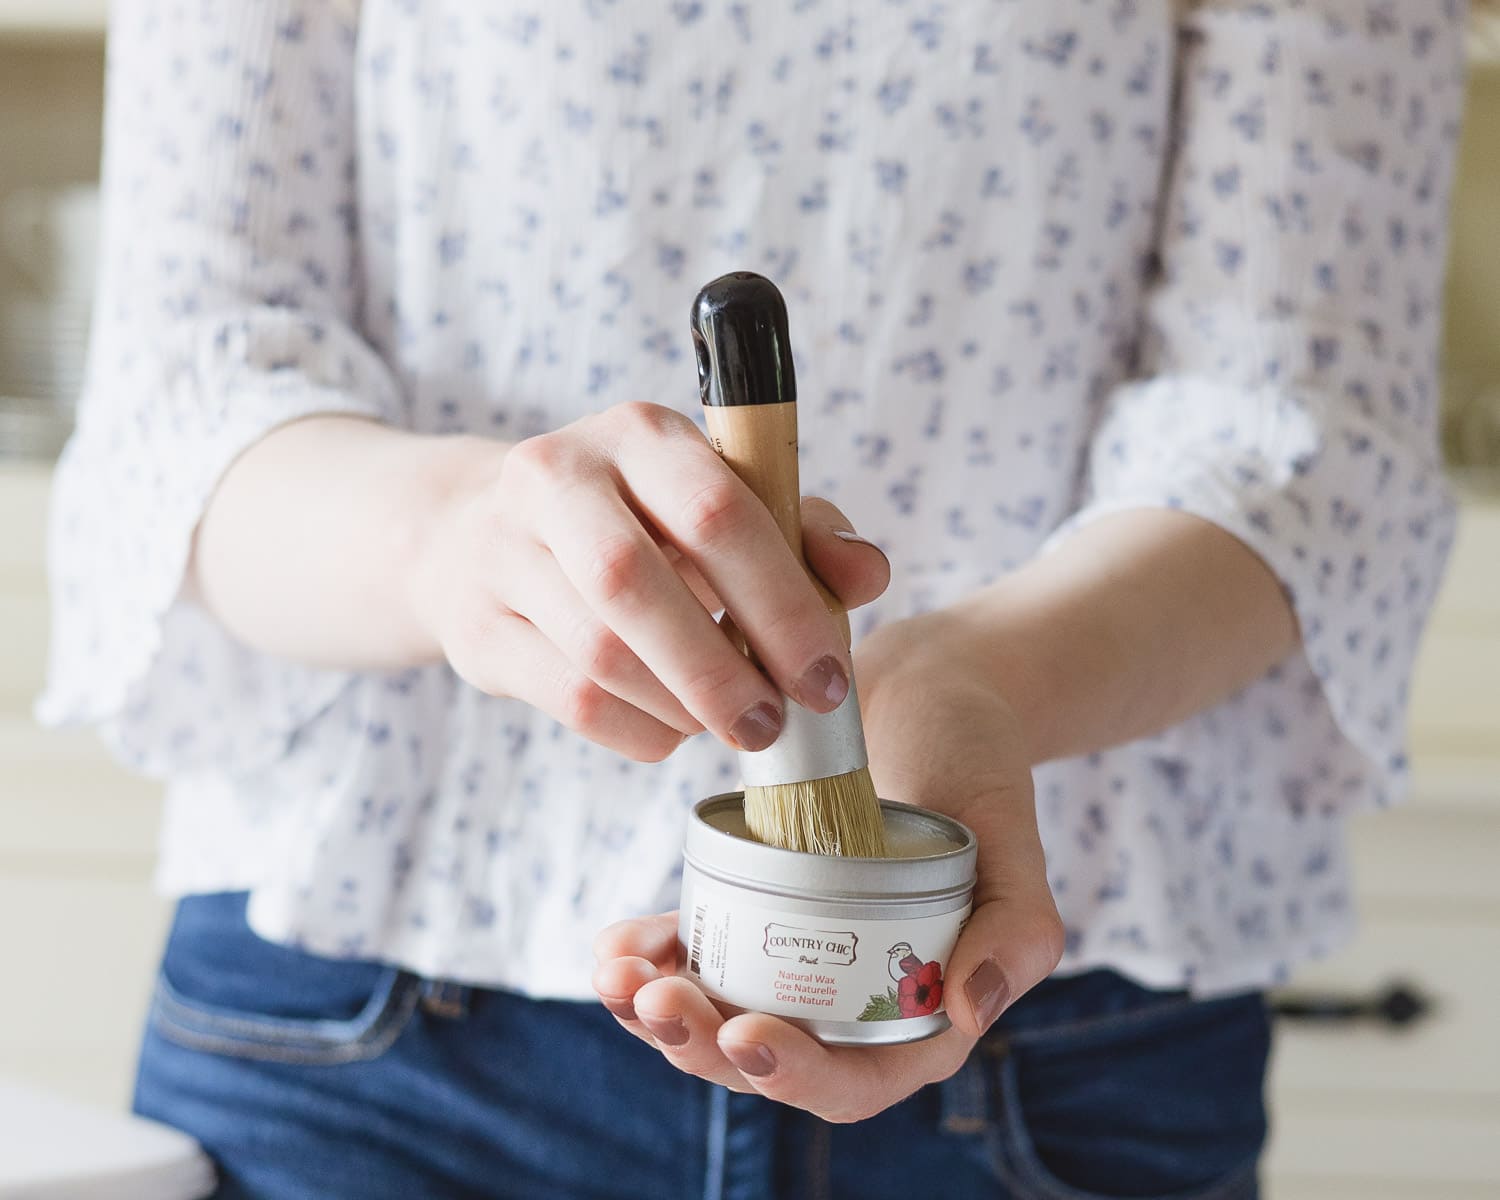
[
  {"xmin": 684, "ymin": 793, "xmax": 978, "ymax": 904},
  {"xmin": 797, "ymin": 1010, "xmax": 951, "ymax": 1046}
]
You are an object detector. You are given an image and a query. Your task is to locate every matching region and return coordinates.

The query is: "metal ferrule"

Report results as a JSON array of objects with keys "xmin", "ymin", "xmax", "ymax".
[{"xmin": 736, "ymin": 681, "xmax": 869, "ymax": 788}]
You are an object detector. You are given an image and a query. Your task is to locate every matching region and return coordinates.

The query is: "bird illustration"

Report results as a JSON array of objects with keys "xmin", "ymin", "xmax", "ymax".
[
  {"xmin": 887, "ymin": 942, "xmax": 923, "ymax": 983},
  {"xmin": 887, "ymin": 942, "xmax": 945, "ymax": 1018}
]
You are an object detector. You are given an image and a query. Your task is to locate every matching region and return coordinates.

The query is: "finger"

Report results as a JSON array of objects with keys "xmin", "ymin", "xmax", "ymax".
[
  {"xmin": 715, "ymin": 1013, "xmax": 974, "ymax": 1124},
  {"xmin": 593, "ymin": 913, "xmax": 680, "ymax": 973},
  {"xmin": 501, "ymin": 541, "xmax": 704, "ymax": 737},
  {"xmin": 660, "ymin": 543, "xmax": 723, "ymax": 613},
  {"xmin": 591, "ymin": 956, "xmax": 666, "ymax": 1047},
  {"xmin": 799, "ymin": 496, "xmax": 891, "ymax": 612},
  {"xmin": 530, "ymin": 476, "xmax": 788, "ymax": 752},
  {"xmin": 632, "ymin": 975, "xmax": 752, "ymax": 1092},
  {"xmin": 942, "ymin": 781, "xmax": 1065, "ymax": 1038},
  {"xmin": 942, "ymin": 893, "xmax": 1064, "ymax": 1039},
  {"xmin": 474, "ymin": 613, "xmax": 686, "ymax": 762},
  {"xmin": 608, "ymin": 407, "xmax": 854, "ymax": 714}
]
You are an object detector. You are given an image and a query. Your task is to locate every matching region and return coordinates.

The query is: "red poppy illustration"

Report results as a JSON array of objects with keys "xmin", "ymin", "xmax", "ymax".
[
  {"xmin": 897, "ymin": 959, "xmax": 943, "ymax": 1017},
  {"xmin": 859, "ymin": 944, "xmax": 947, "ymax": 1022}
]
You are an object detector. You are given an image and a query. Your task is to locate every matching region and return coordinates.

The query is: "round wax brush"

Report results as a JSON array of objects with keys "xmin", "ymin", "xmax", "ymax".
[{"xmin": 691, "ymin": 271, "xmax": 888, "ymax": 859}]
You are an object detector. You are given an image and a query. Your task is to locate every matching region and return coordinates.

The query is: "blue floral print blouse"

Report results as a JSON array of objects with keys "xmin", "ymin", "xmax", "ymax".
[{"xmin": 42, "ymin": 0, "xmax": 1464, "ymax": 998}]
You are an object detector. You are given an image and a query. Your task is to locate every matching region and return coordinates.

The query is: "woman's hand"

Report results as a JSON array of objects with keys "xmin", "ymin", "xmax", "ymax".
[
  {"xmin": 591, "ymin": 611, "xmax": 1063, "ymax": 1121},
  {"xmin": 408, "ymin": 402, "xmax": 889, "ymax": 762}
]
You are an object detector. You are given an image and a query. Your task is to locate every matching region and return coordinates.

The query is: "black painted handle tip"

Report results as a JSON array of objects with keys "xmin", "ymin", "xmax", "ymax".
[{"xmin": 691, "ymin": 271, "xmax": 797, "ymax": 408}]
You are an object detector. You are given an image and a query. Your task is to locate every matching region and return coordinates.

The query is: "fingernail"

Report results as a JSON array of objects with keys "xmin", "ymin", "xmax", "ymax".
[
  {"xmin": 833, "ymin": 529, "xmax": 885, "ymax": 557},
  {"xmin": 796, "ymin": 655, "xmax": 849, "ymax": 711},
  {"xmin": 730, "ymin": 702, "xmax": 783, "ymax": 752},
  {"xmin": 965, "ymin": 958, "xmax": 1011, "ymax": 1033},
  {"xmin": 721, "ymin": 1040, "xmax": 777, "ymax": 1077},
  {"xmin": 600, "ymin": 995, "xmax": 637, "ymax": 1022},
  {"xmin": 640, "ymin": 1014, "xmax": 689, "ymax": 1047}
]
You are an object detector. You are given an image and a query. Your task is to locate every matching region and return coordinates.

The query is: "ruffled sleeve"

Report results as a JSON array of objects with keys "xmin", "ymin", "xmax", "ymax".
[
  {"xmin": 38, "ymin": 0, "xmax": 404, "ymax": 775},
  {"xmin": 1045, "ymin": 0, "xmax": 1465, "ymax": 789}
]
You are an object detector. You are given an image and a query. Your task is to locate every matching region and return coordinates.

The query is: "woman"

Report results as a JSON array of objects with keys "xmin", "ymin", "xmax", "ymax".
[{"xmin": 43, "ymin": 1, "xmax": 1466, "ymax": 1196}]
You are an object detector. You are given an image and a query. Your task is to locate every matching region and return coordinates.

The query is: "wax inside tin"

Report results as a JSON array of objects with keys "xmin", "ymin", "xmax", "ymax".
[{"xmin": 705, "ymin": 804, "xmax": 965, "ymax": 860}]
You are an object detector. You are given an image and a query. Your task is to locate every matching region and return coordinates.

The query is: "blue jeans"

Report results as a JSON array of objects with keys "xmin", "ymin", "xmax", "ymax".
[{"xmin": 134, "ymin": 894, "xmax": 1270, "ymax": 1199}]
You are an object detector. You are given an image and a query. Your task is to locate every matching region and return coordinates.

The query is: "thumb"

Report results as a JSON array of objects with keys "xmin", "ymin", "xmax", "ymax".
[
  {"xmin": 943, "ymin": 893, "xmax": 1065, "ymax": 1037},
  {"xmin": 940, "ymin": 787, "xmax": 1064, "ymax": 1037},
  {"xmin": 800, "ymin": 496, "xmax": 890, "ymax": 612}
]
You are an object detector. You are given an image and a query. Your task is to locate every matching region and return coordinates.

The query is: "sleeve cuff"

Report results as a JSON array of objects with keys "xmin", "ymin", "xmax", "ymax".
[
  {"xmin": 1042, "ymin": 375, "xmax": 1456, "ymax": 787},
  {"xmin": 38, "ymin": 306, "xmax": 405, "ymax": 777}
]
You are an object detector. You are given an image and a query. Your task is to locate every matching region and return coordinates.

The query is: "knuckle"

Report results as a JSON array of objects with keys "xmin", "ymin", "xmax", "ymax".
[
  {"xmin": 631, "ymin": 729, "xmax": 684, "ymax": 764},
  {"xmin": 576, "ymin": 621, "xmax": 630, "ymax": 680},
  {"xmin": 616, "ymin": 399, "xmax": 690, "ymax": 438},
  {"xmin": 800, "ymin": 494, "xmax": 848, "ymax": 527},
  {"xmin": 586, "ymin": 535, "xmax": 650, "ymax": 606},
  {"xmin": 455, "ymin": 597, "xmax": 503, "ymax": 655},
  {"xmin": 506, "ymin": 432, "xmax": 572, "ymax": 483},
  {"xmin": 756, "ymin": 594, "xmax": 824, "ymax": 653},
  {"xmin": 560, "ymin": 674, "xmax": 609, "ymax": 731},
  {"xmin": 447, "ymin": 604, "xmax": 514, "ymax": 691},
  {"xmin": 679, "ymin": 479, "xmax": 748, "ymax": 548},
  {"xmin": 680, "ymin": 654, "xmax": 751, "ymax": 714}
]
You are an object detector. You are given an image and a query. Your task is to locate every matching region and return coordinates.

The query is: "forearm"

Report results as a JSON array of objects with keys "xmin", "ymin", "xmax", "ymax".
[
  {"xmin": 190, "ymin": 415, "xmax": 507, "ymax": 668},
  {"xmin": 939, "ymin": 509, "xmax": 1299, "ymax": 766}
]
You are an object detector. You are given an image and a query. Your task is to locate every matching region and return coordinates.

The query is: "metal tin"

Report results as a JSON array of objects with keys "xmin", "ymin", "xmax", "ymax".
[{"xmin": 678, "ymin": 793, "xmax": 977, "ymax": 1045}]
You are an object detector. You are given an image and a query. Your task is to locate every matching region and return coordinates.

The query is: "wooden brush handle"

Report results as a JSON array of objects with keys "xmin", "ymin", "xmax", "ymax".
[
  {"xmin": 692, "ymin": 272, "xmax": 851, "ymax": 645},
  {"xmin": 703, "ymin": 401, "xmax": 802, "ymax": 556},
  {"xmin": 702, "ymin": 403, "xmax": 851, "ymax": 643}
]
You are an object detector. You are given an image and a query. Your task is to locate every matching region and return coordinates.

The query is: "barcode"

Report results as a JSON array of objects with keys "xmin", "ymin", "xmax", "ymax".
[{"xmin": 688, "ymin": 904, "xmax": 706, "ymax": 977}]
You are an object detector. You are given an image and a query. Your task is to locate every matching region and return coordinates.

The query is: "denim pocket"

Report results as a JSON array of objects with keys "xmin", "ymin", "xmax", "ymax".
[
  {"xmin": 148, "ymin": 893, "xmax": 421, "ymax": 1066},
  {"xmin": 983, "ymin": 992, "xmax": 1270, "ymax": 1200}
]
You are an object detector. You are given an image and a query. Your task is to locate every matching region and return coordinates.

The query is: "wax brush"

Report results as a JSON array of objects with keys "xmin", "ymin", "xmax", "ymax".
[{"xmin": 691, "ymin": 271, "xmax": 888, "ymax": 859}]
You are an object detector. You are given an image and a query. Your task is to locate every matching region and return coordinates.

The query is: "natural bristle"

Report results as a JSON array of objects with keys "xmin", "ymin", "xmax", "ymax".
[{"xmin": 743, "ymin": 766, "xmax": 889, "ymax": 857}]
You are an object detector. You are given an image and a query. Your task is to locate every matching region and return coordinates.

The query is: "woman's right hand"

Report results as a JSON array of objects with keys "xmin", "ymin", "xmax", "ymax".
[{"xmin": 408, "ymin": 402, "xmax": 890, "ymax": 762}]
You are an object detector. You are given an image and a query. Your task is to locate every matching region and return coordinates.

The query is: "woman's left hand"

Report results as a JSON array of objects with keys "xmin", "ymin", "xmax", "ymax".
[{"xmin": 591, "ymin": 610, "xmax": 1065, "ymax": 1122}]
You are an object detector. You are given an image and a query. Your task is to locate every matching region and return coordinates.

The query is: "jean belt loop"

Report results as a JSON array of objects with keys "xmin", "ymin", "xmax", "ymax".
[{"xmin": 418, "ymin": 978, "xmax": 472, "ymax": 1020}]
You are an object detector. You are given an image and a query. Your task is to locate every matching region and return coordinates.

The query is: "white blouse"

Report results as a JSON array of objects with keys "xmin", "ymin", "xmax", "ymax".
[{"xmin": 42, "ymin": 0, "xmax": 1465, "ymax": 998}]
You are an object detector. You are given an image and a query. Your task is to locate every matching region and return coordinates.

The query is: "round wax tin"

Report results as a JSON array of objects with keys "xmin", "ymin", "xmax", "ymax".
[{"xmin": 678, "ymin": 794, "xmax": 978, "ymax": 1045}]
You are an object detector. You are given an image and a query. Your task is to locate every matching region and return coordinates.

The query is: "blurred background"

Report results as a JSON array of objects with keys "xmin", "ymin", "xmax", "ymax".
[{"xmin": 0, "ymin": 6, "xmax": 1496, "ymax": 1198}]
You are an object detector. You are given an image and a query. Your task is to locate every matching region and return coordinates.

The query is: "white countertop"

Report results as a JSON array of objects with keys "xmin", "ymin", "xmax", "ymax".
[{"xmin": 0, "ymin": 1079, "xmax": 213, "ymax": 1199}]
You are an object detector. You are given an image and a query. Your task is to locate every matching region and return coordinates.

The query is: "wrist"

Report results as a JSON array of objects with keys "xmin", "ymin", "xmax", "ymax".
[
  {"xmin": 941, "ymin": 591, "xmax": 1074, "ymax": 767},
  {"xmin": 858, "ymin": 607, "xmax": 1051, "ymax": 769},
  {"xmin": 401, "ymin": 433, "xmax": 510, "ymax": 664}
]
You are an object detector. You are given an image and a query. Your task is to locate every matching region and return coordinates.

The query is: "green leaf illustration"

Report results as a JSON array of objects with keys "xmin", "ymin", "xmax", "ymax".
[{"xmin": 857, "ymin": 987, "xmax": 902, "ymax": 1022}]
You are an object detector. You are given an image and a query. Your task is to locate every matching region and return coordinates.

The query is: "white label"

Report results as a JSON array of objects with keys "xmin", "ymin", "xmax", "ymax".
[{"xmin": 679, "ymin": 872, "xmax": 970, "ymax": 1026}]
